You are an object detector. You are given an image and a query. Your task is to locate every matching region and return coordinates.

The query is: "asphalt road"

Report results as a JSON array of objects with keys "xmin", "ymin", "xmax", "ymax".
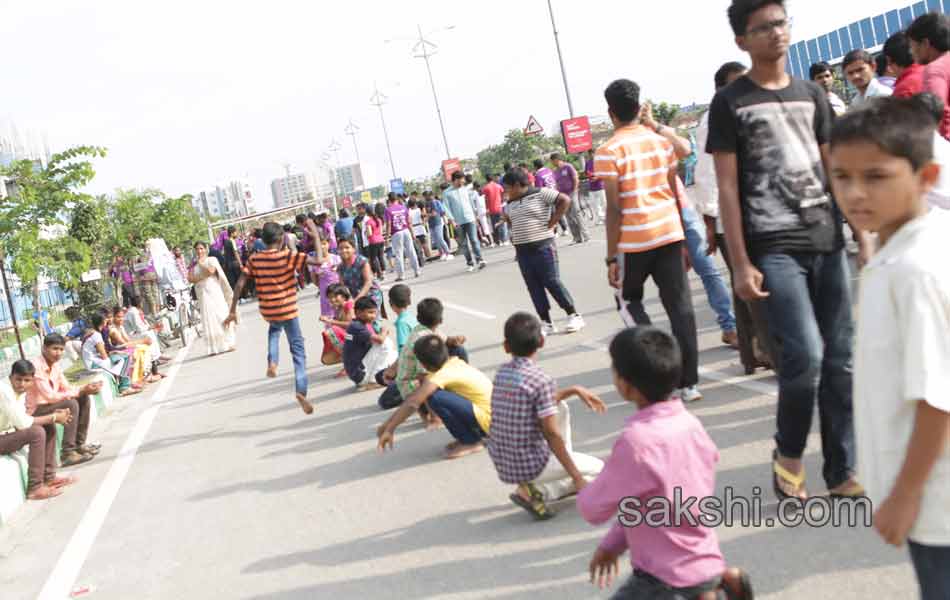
[{"xmin": 0, "ymin": 236, "xmax": 916, "ymax": 599}]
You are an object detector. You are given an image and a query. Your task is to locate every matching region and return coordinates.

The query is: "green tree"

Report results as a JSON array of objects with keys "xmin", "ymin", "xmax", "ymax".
[
  {"xmin": 650, "ymin": 101, "xmax": 681, "ymax": 125},
  {"xmin": 69, "ymin": 196, "xmax": 110, "ymax": 309},
  {"xmin": 476, "ymin": 129, "xmax": 568, "ymax": 178},
  {"xmin": 154, "ymin": 193, "xmax": 206, "ymax": 250},
  {"xmin": 106, "ymin": 188, "xmax": 164, "ymax": 259}
]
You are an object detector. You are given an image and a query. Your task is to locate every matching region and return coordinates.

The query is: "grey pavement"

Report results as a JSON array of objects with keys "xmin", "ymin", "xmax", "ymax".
[{"xmin": 0, "ymin": 238, "xmax": 916, "ymax": 599}]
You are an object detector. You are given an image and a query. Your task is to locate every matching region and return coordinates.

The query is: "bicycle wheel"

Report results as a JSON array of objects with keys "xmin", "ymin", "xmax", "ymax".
[
  {"xmin": 178, "ymin": 303, "xmax": 188, "ymax": 346},
  {"xmin": 191, "ymin": 302, "xmax": 203, "ymax": 338}
]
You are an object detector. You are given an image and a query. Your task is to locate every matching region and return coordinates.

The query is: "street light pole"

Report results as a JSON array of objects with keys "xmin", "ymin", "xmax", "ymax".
[
  {"xmin": 327, "ymin": 139, "xmax": 343, "ymax": 219},
  {"xmin": 412, "ymin": 24, "xmax": 452, "ymax": 159},
  {"xmin": 370, "ymin": 83, "xmax": 398, "ymax": 179},
  {"xmin": 546, "ymin": 0, "xmax": 575, "ymax": 118},
  {"xmin": 344, "ymin": 119, "xmax": 361, "ymax": 165},
  {"xmin": 0, "ymin": 253, "xmax": 24, "ymax": 360}
]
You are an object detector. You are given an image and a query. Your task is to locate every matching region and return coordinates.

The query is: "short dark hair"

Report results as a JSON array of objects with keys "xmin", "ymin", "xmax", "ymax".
[
  {"xmin": 808, "ymin": 61, "xmax": 833, "ymax": 81},
  {"xmin": 501, "ymin": 169, "xmax": 530, "ymax": 187},
  {"xmin": 464, "ymin": 173, "xmax": 473, "ymax": 184},
  {"xmin": 907, "ymin": 12, "xmax": 950, "ymax": 53},
  {"xmin": 843, "ymin": 49, "xmax": 873, "ymax": 70},
  {"xmin": 875, "ymin": 53, "xmax": 889, "ymax": 77},
  {"xmin": 326, "ymin": 283, "xmax": 350, "ymax": 299},
  {"xmin": 339, "ymin": 208, "xmax": 349, "ymax": 218},
  {"xmin": 831, "ymin": 96, "xmax": 936, "ymax": 171},
  {"xmin": 604, "ymin": 79, "xmax": 641, "ymax": 123},
  {"xmin": 337, "ymin": 238, "xmax": 355, "ymax": 250},
  {"xmin": 549, "ymin": 152, "xmax": 562, "ymax": 162},
  {"xmin": 43, "ymin": 333, "xmax": 66, "ymax": 348},
  {"xmin": 532, "ymin": 158, "xmax": 544, "ymax": 170},
  {"xmin": 414, "ymin": 335, "xmax": 449, "ymax": 371},
  {"xmin": 295, "ymin": 214, "xmax": 306, "ymax": 224},
  {"xmin": 416, "ymin": 298, "xmax": 444, "ymax": 328},
  {"xmin": 354, "ymin": 297, "xmax": 377, "ymax": 313},
  {"xmin": 727, "ymin": 0, "xmax": 785, "ymax": 36},
  {"xmin": 715, "ymin": 61, "xmax": 747, "ymax": 89},
  {"xmin": 11, "ymin": 359, "xmax": 35, "ymax": 377},
  {"xmin": 504, "ymin": 312, "xmax": 543, "ymax": 357},
  {"xmin": 916, "ymin": 91, "xmax": 945, "ymax": 124},
  {"xmin": 388, "ymin": 284, "xmax": 412, "ymax": 309},
  {"xmin": 261, "ymin": 222, "xmax": 282, "ymax": 245},
  {"xmin": 451, "ymin": 170, "xmax": 465, "ymax": 181},
  {"xmin": 883, "ymin": 32, "xmax": 915, "ymax": 69},
  {"xmin": 609, "ymin": 327, "xmax": 682, "ymax": 404},
  {"xmin": 91, "ymin": 313, "xmax": 105, "ymax": 329}
]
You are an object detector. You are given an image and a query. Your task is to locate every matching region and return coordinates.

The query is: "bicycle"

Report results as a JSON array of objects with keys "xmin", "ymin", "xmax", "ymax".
[{"xmin": 163, "ymin": 287, "xmax": 202, "ymax": 346}]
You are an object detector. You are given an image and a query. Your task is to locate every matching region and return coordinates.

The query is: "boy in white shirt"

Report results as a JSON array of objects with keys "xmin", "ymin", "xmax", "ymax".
[{"xmin": 830, "ymin": 96, "xmax": 950, "ymax": 600}]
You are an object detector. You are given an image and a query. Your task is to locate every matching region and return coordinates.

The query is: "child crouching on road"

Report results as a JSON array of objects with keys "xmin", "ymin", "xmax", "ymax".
[
  {"xmin": 488, "ymin": 312, "xmax": 606, "ymax": 520},
  {"xmin": 577, "ymin": 326, "xmax": 752, "ymax": 599},
  {"xmin": 343, "ymin": 297, "xmax": 398, "ymax": 391}
]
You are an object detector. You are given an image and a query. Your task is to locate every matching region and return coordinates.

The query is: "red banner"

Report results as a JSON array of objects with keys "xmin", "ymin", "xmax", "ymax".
[
  {"xmin": 342, "ymin": 195, "xmax": 352, "ymax": 209},
  {"xmin": 441, "ymin": 158, "xmax": 462, "ymax": 182},
  {"xmin": 560, "ymin": 116, "xmax": 593, "ymax": 154}
]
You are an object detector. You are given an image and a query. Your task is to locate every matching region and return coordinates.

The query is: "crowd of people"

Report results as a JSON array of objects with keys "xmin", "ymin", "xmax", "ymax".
[{"xmin": 3, "ymin": 1, "xmax": 950, "ymax": 598}]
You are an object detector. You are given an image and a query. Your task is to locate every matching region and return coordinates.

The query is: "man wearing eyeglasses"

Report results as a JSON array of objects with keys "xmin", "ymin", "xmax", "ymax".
[{"xmin": 707, "ymin": 0, "xmax": 866, "ymax": 504}]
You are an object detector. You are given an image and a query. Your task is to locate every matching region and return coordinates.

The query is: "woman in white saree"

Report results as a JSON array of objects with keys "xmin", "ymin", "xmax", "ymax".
[{"xmin": 189, "ymin": 241, "xmax": 237, "ymax": 355}]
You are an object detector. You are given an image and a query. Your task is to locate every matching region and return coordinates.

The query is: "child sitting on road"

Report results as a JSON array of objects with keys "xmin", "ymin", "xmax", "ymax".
[
  {"xmin": 320, "ymin": 283, "xmax": 354, "ymax": 371},
  {"xmin": 389, "ymin": 284, "xmax": 418, "ymax": 353},
  {"xmin": 577, "ymin": 327, "xmax": 752, "ymax": 599},
  {"xmin": 343, "ymin": 297, "xmax": 398, "ymax": 390},
  {"xmin": 489, "ymin": 312, "xmax": 606, "ymax": 521},
  {"xmin": 377, "ymin": 335, "xmax": 492, "ymax": 459}
]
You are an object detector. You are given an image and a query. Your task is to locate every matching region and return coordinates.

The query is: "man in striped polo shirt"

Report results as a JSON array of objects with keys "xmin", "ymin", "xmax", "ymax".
[
  {"xmin": 225, "ymin": 220, "xmax": 323, "ymax": 415},
  {"xmin": 595, "ymin": 78, "xmax": 701, "ymax": 403}
]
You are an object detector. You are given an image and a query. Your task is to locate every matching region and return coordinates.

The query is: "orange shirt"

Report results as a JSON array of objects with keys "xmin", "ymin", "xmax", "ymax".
[
  {"xmin": 244, "ymin": 249, "xmax": 307, "ymax": 322},
  {"xmin": 594, "ymin": 124, "xmax": 684, "ymax": 253}
]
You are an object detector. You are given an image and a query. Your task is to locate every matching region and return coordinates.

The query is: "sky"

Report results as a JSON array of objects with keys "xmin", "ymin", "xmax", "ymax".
[{"xmin": 0, "ymin": 0, "xmax": 910, "ymax": 211}]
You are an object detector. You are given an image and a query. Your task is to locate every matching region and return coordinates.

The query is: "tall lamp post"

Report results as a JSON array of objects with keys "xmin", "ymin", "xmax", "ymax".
[
  {"xmin": 344, "ymin": 119, "xmax": 361, "ymax": 165},
  {"xmin": 546, "ymin": 0, "xmax": 575, "ymax": 117},
  {"xmin": 370, "ymin": 83, "xmax": 398, "ymax": 179},
  {"xmin": 327, "ymin": 139, "xmax": 343, "ymax": 219},
  {"xmin": 0, "ymin": 250, "xmax": 24, "ymax": 360}
]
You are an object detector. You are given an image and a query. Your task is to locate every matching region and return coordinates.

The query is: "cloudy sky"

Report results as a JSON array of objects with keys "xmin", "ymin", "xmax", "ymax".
[{"xmin": 1, "ymin": 0, "xmax": 909, "ymax": 210}]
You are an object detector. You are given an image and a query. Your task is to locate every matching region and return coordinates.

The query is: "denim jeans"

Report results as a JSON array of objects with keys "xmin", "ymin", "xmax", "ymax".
[
  {"xmin": 267, "ymin": 317, "xmax": 308, "ymax": 398},
  {"xmin": 515, "ymin": 242, "xmax": 576, "ymax": 324},
  {"xmin": 455, "ymin": 221, "xmax": 483, "ymax": 266},
  {"xmin": 489, "ymin": 213, "xmax": 509, "ymax": 244},
  {"xmin": 681, "ymin": 206, "xmax": 736, "ymax": 333},
  {"xmin": 391, "ymin": 229, "xmax": 420, "ymax": 278},
  {"xmin": 427, "ymin": 389, "xmax": 486, "ymax": 445},
  {"xmin": 755, "ymin": 249, "xmax": 855, "ymax": 488},
  {"xmin": 428, "ymin": 218, "xmax": 451, "ymax": 255},
  {"xmin": 909, "ymin": 541, "xmax": 950, "ymax": 600},
  {"xmin": 377, "ymin": 345, "xmax": 469, "ymax": 410}
]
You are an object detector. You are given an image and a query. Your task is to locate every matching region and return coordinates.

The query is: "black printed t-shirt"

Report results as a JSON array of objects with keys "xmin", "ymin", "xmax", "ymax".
[{"xmin": 706, "ymin": 76, "xmax": 843, "ymax": 256}]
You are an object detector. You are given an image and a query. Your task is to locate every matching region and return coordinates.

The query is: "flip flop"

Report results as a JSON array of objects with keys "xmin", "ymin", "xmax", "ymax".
[
  {"xmin": 509, "ymin": 484, "xmax": 555, "ymax": 521},
  {"xmin": 829, "ymin": 480, "xmax": 867, "ymax": 500},
  {"xmin": 721, "ymin": 569, "xmax": 755, "ymax": 600},
  {"xmin": 295, "ymin": 393, "xmax": 314, "ymax": 415},
  {"xmin": 772, "ymin": 449, "xmax": 806, "ymax": 502}
]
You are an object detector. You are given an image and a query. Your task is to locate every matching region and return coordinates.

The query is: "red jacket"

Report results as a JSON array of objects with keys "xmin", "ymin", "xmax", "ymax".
[{"xmin": 892, "ymin": 63, "xmax": 924, "ymax": 98}]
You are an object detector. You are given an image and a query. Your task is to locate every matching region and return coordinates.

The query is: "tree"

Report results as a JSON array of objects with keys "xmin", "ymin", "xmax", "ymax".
[
  {"xmin": 69, "ymin": 196, "xmax": 110, "ymax": 309},
  {"xmin": 650, "ymin": 101, "xmax": 681, "ymax": 126},
  {"xmin": 154, "ymin": 193, "xmax": 206, "ymax": 250},
  {"xmin": 0, "ymin": 146, "xmax": 106, "ymax": 321},
  {"xmin": 476, "ymin": 129, "xmax": 569, "ymax": 178},
  {"xmin": 106, "ymin": 188, "xmax": 164, "ymax": 260}
]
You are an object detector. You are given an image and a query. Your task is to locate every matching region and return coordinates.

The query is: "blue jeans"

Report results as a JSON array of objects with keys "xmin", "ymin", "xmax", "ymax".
[
  {"xmin": 429, "ymin": 218, "xmax": 451, "ymax": 254},
  {"xmin": 455, "ymin": 221, "xmax": 483, "ymax": 266},
  {"xmin": 490, "ymin": 213, "xmax": 509, "ymax": 244},
  {"xmin": 515, "ymin": 242, "xmax": 576, "ymax": 324},
  {"xmin": 681, "ymin": 206, "xmax": 735, "ymax": 333},
  {"xmin": 377, "ymin": 346, "xmax": 469, "ymax": 410},
  {"xmin": 909, "ymin": 541, "xmax": 950, "ymax": 600},
  {"xmin": 267, "ymin": 317, "xmax": 308, "ymax": 398},
  {"xmin": 755, "ymin": 249, "xmax": 855, "ymax": 488},
  {"xmin": 391, "ymin": 229, "xmax": 420, "ymax": 278},
  {"xmin": 427, "ymin": 389, "xmax": 486, "ymax": 445}
]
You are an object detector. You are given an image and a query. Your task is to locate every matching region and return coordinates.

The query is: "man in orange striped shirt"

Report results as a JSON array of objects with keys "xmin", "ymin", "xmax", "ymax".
[
  {"xmin": 595, "ymin": 78, "xmax": 701, "ymax": 402},
  {"xmin": 225, "ymin": 220, "xmax": 323, "ymax": 415}
]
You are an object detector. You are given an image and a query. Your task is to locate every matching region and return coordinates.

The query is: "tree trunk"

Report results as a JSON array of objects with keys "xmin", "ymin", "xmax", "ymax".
[{"xmin": 32, "ymin": 279, "xmax": 43, "ymax": 343}]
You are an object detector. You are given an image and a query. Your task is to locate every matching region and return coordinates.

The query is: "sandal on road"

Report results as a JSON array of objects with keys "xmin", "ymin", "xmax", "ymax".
[
  {"xmin": 772, "ymin": 449, "xmax": 807, "ymax": 502},
  {"xmin": 829, "ymin": 479, "xmax": 867, "ymax": 500},
  {"xmin": 295, "ymin": 393, "xmax": 314, "ymax": 415},
  {"xmin": 720, "ymin": 568, "xmax": 755, "ymax": 600},
  {"xmin": 509, "ymin": 483, "xmax": 555, "ymax": 521}
]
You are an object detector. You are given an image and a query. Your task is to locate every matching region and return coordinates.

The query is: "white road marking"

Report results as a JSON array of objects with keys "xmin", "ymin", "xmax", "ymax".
[
  {"xmin": 36, "ymin": 342, "xmax": 192, "ymax": 600},
  {"xmin": 443, "ymin": 302, "xmax": 496, "ymax": 320},
  {"xmin": 699, "ymin": 365, "xmax": 778, "ymax": 397}
]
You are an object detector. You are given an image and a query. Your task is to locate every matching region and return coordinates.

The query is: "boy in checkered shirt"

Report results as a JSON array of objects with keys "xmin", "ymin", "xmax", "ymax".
[{"xmin": 487, "ymin": 312, "xmax": 606, "ymax": 520}]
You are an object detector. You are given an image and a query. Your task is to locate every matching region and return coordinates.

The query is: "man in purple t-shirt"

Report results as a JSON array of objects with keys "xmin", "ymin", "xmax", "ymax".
[
  {"xmin": 533, "ymin": 158, "xmax": 569, "ymax": 237},
  {"xmin": 385, "ymin": 193, "xmax": 420, "ymax": 281},
  {"xmin": 584, "ymin": 149, "xmax": 606, "ymax": 225},
  {"xmin": 551, "ymin": 153, "xmax": 590, "ymax": 244}
]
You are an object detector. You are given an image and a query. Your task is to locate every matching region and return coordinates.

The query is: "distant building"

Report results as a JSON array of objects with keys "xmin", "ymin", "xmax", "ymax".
[
  {"xmin": 271, "ymin": 169, "xmax": 337, "ymax": 211},
  {"xmin": 225, "ymin": 180, "xmax": 257, "ymax": 216},
  {"xmin": 192, "ymin": 180, "xmax": 258, "ymax": 220},
  {"xmin": 335, "ymin": 163, "xmax": 364, "ymax": 195}
]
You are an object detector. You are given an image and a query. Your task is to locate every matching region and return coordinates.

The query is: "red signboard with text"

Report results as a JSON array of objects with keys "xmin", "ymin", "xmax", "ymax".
[
  {"xmin": 342, "ymin": 195, "xmax": 352, "ymax": 209},
  {"xmin": 560, "ymin": 116, "xmax": 593, "ymax": 154},
  {"xmin": 441, "ymin": 158, "xmax": 462, "ymax": 182}
]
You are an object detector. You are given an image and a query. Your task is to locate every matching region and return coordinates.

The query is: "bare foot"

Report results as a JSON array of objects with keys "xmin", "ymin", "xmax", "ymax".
[
  {"xmin": 358, "ymin": 382, "xmax": 383, "ymax": 392},
  {"xmin": 266, "ymin": 363, "xmax": 278, "ymax": 378},
  {"xmin": 27, "ymin": 485, "xmax": 63, "ymax": 500},
  {"xmin": 445, "ymin": 440, "xmax": 462, "ymax": 453},
  {"xmin": 424, "ymin": 415, "xmax": 443, "ymax": 431},
  {"xmin": 445, "ymin": 442, "xmax": 484, "ymax": 460},
  {"xmin": 295, "ymin": 393, "xmax": 314, "ymax": 415}
]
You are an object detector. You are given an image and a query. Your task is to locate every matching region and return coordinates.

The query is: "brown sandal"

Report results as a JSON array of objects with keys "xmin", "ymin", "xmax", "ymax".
[{"xmin": 27, "ymin": 485, "xmax": 63, "ymax": 500}]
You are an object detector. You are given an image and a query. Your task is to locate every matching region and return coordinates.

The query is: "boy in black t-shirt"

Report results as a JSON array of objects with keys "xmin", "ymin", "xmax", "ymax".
[
  {"xmin": 343, "ymin": 297, "xmax": 396, "ymax": 390},
  {"xmin": 706, "ymin": 0, "xmax": 865, "ymax": 502}
]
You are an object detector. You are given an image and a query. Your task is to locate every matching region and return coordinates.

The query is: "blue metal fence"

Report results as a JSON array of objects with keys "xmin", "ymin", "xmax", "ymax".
[{"xmin": 786, "ymin": 2, "xmax": 950, "ymax": 78}]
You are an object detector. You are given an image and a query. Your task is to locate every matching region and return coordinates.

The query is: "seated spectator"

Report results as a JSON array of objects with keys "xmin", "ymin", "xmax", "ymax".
[
  {"xmin": 123, "ymin": 297, "xmax": 170, "ymax": 365},
  {"xmin": 389, "ymin": 284, "xmax": 417, "ymax": 353},
  {"xmin": 320, "ymin": 284, "xmax": 354, "ymax": 372},
  {"xmin": 0, "ymin": 360, "xmax": 75, "ymax": 500},
  {"xmin": 82, "ymin": 313, "xmax": 139, "ymax": 396},
  {"xmin": 342, "ymin": 297, "xmax": 398, "ymax": 390},
  {"xmin": 377, "ymin": 335, "xmax": 492, "ymax": 460},
  {"xmin": 489, "ymin": 313, "xmax": 606, "ymax": 520},
  {"xmin": 108, "ymin": 307, "xmax": 161, "ymax": 383},
  {"xmin": 377, "ymin": 297, "xmax": 468, "ymax": 413},
  {"xmin": 28, "ymin": 333, "xmax": 104, "ymax": 467}
]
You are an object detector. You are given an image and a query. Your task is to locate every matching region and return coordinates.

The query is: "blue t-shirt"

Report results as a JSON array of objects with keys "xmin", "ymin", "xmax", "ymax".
[
  {"xmin": 66, "ymin": 318, "xmax": 86, "ymax": 340},
  {"xmin": 343, "ymin": 320, "xmax": 373, "ymax": 383},
  {"xmin": 335, "ymin": 217, "xmax": 355, "ymax": 239},
  {"xmin": 394, "ymin": 310, "xmax": 418, "ymax": 353},
  {"xmin": 33, "ymin": 310, "xmax": 54, "ymax": 335},
  {"xmin": 253, "ymin": 239, "xmax": 266, "ymax": 252}
]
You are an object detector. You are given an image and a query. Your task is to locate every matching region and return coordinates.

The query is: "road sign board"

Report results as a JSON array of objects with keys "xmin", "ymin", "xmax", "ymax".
[
  {"xmin": 524, "ymin": 115, "xmax": 544, "ymax": 136},
  {"xmin": 390, "ymin": 178, "xmax": 405, "ymax": 195},
  {"xmin": 441, "ymin": 158, "xmax": 462, "ymax": 182},
  {"xmin": 561, "ymin": 116, "xmax": 593, "ymax": 154}
]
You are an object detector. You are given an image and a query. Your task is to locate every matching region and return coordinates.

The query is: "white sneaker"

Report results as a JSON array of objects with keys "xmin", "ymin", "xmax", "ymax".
[
  {"xmin": 440, "ymin": 255, "xmax": 449, "ymax": 262},
  {"xmin": 680, "ymin": 386, "xmax": 703, "ymax": 403},
  {"xmin": 477, "ymin": 261, "xmax": 487, "ymax": 270},
  {"xmin": 446, "ymin": 254, "xmax": 456, "ymax": 261},
  {"xmin": 541, "ymin": 322, "xmax": 557, "ymax": 337},
  {"xmin": 467, "ymin": 265, "xmax": 477, "ymax": 273},
  {"xmin": 564, "ymin": 314, "xmax": 585, "ymax": 333}
]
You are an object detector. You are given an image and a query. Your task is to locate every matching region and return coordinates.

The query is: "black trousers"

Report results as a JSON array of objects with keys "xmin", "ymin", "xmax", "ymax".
[{"xmin": 616, "ymin": 242, "xmax": 699, "ymax": 388}]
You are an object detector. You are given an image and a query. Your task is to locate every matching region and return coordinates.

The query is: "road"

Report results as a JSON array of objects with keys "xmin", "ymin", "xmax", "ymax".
[{"xmin": 0, "ymin": 238, "xmax": 915, "ymax": 599}]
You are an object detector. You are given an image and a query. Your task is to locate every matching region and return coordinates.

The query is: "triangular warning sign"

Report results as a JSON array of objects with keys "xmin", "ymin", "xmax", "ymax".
[{"xmin": 524, "ymin": 115, "xmax": 544, "ymax": 136}]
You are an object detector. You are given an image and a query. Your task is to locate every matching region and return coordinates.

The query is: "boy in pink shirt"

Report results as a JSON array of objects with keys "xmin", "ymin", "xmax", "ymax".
[{"xmin": 577, "ymin": 326, "xmax": 751, "ymax": 599}]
